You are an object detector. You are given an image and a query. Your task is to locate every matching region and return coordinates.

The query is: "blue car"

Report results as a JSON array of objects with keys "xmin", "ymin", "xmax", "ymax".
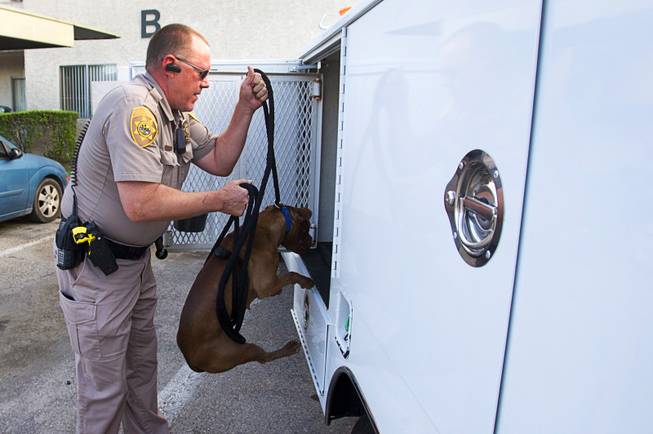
[{"xmin": 0, "ymin": 133, "xmax": 68, "ymax": 223}]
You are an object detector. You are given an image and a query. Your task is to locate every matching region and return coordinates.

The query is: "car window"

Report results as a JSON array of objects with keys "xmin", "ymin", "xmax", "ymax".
[
  {"xmin": 0, "ymin": 140, "xmax": 8, "ymax": 159},
  {"xmin": 0, "ymin": 134, "xmax": 18, "ymax": 155}
]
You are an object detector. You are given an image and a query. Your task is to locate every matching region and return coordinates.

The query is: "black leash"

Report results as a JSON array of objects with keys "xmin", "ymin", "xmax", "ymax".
[{"xmin": 210, "ymin": 69, "xmax": 283, "ymax": 344}]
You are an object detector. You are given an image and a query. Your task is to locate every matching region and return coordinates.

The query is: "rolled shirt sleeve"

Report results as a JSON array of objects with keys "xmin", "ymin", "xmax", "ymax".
[{"xmin": 187, "ymin": 112, "xmax": 216, "ymax": 162}]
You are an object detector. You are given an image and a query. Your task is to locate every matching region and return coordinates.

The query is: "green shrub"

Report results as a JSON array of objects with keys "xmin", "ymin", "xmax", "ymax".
[{"xmin": 0, "ymin": 110, "xmax": 78, "ymax": 167}]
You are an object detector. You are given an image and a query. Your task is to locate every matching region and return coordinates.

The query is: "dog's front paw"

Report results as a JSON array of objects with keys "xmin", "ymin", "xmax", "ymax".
[
  {"xmin": 298, "ymin": 276, "xmax": 314, "ymax": 289},
  {"xmin": 283, "ymin": 340, "xmax": 301, "ymax": 354}
]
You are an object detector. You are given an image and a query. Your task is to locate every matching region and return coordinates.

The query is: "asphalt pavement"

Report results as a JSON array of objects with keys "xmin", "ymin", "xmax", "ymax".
[{"xmin": 0, "ymin": 218, "xmax": 356, "ymax": 433}]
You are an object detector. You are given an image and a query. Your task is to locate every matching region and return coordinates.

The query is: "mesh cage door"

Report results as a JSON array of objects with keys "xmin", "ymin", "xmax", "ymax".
[{"xmin": 169, "ymin": 71, "xmax": 321, "ymax": 251}]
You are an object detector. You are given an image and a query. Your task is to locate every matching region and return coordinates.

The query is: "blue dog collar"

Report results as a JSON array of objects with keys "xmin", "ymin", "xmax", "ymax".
[{"xmin": 279, "ymin": 206, "xmax": 292, "ymax": 233}]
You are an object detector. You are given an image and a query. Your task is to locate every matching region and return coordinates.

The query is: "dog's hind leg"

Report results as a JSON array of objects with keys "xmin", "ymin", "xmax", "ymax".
[{"xmin": 200, "ymin": 340, "xmax": 301, "ymax": 373}]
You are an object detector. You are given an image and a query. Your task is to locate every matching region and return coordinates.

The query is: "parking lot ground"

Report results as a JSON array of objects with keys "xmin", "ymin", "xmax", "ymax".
[{"xmin": 0, "ymin": 219, "xmax": 356, "ymax": 433}]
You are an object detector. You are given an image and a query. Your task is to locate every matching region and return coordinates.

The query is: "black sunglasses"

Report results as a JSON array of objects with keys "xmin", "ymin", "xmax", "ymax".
[{"xmin": 174, "ymin": 55, "xmax": 210, "ymax": 80}]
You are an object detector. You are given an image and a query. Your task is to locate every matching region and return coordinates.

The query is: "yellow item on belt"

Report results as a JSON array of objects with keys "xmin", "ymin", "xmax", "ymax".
[{"xmin": 72, "ymin": 226, "xmax": 96, "ymax": 245}]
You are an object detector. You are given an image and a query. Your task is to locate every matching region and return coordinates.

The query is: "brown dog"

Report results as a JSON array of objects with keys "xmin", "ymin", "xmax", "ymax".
[{"xmin": 177, "ymin": 205, "xmax": 314, "ymax": 373}]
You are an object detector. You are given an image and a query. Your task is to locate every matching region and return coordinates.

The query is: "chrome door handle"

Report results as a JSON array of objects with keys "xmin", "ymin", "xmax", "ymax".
[
  {"xmin": 462, "ymin": 196, "xmax": 496, "ymax": 221},
  {"xmin": 444, "ymin": 149, "xmax": 504, "ymax": 267}
]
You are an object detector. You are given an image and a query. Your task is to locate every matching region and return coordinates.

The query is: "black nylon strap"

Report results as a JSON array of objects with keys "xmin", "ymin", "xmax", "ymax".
[
  {"xmin": 211, "ymin": 69, "xmax": 283, "ymax": 343},
  {"xmin": 257, "ymin": 70, "xmax": 282, "ymax": 206}
]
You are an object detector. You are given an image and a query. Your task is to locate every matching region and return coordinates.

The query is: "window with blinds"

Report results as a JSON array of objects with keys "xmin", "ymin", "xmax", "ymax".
[
  {"xmin": 60, "ymin": 64, "xmax": 117, "ymax": 118},
  {"xmin": 11, "ymin": 78, "xmax": 25, "ymax": 111}
]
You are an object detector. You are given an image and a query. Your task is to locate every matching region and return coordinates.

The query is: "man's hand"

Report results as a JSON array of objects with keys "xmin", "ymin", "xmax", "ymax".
[
  {"xmin": 239, "ymin": 66, "xmax": 268, "ymax": 112},
  {"xmin": 218, "ymin": 179, "xmax": 251, "ymax": 216}
]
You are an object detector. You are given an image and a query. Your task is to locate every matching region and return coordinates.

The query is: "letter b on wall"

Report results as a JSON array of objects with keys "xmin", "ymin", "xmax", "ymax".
[{"xmin": 141, "ymin": 9, "xmax": 161, "ymax": 38}]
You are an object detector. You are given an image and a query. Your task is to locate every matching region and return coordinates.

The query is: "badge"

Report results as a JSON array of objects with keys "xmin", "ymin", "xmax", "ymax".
[{"xmin": 130, "ymin": 106, "xmax": 158, "ymax": 148}]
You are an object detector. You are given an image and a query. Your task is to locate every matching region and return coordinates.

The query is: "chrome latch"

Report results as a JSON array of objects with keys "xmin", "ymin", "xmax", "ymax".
[{"xmin": 444, "ymin": 150, "xmax": 504, "ymax": 267}]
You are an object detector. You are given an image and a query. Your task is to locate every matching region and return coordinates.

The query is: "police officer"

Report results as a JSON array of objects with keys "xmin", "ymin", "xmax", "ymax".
[{"xmin": 55, "ymin": 24, "xmax": 268, "ymax": 433}]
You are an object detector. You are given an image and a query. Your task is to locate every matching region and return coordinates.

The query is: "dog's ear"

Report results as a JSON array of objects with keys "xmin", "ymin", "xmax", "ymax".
[{"xmin": 297, "ymin": 207, "xmax": 312, "ymax": 220}]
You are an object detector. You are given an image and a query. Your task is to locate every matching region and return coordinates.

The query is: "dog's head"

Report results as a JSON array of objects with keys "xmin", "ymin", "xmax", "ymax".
[{"xmin": 278, "ymin": 206, "xmax": 313, "ymax": 253}]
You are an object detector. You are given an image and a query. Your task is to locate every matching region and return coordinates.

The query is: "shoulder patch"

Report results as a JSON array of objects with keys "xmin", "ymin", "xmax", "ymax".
[{"xmin": 130, "ymin": 106, "xmax": 158, "ymax": 148}]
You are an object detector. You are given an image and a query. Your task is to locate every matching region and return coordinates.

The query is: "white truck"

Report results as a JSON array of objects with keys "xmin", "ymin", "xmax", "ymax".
[
  {"xmin": 275, "ymin": 0, "xmax": 653, "ymax": 433},
  {"xmin": 164, "ymin": 0, "xmax": 650, "ymax": 431}
]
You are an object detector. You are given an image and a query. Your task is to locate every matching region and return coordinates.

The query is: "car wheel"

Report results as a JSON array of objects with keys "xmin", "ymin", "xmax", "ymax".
[{"xmin": 30, "ymin": 178, "xmax": 62, "ymax": 223}]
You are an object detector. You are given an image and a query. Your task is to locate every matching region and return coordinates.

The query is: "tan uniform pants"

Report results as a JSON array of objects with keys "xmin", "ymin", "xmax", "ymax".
[{"xmin": 55, "ymin": 248, "xmax": 169, "ymax": 434}]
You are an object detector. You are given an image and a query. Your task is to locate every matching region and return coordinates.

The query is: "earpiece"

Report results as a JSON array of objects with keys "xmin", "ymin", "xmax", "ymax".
[{"xmin": 166, "ymin": 63, "xmax": 181, "ymax": 73}]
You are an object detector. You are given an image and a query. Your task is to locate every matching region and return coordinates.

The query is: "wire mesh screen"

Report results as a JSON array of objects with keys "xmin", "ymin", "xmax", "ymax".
[{"xmin": 169, "ymin": 73, "xmax": 318, "ymax": 251}]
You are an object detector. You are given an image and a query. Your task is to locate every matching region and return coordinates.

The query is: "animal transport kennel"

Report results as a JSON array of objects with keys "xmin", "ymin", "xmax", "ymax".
[{"xmin": 159, "ymin": 0, "xmax": 652, "ymax": 432}]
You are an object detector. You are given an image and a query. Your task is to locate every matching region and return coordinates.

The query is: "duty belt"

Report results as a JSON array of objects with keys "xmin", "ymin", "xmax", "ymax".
[
  {"xmin": 61, "ymin": 216, "xmax": 150, "ymax": 260},
  {"xmin": 105, "ymin": 238, "xmax": 150, "ymax": 260}
]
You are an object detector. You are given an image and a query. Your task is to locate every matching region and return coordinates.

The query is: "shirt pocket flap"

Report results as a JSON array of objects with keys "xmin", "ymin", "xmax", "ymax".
[{"xmin": 160, "ymin": 149, "xmax": 180, "ymax": 167}]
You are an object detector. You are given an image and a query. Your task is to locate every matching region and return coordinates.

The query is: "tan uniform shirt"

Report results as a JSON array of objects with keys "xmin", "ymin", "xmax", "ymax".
[{"xmin": 61, "ymin": 73, "xmax": 215, "ymax": 246}]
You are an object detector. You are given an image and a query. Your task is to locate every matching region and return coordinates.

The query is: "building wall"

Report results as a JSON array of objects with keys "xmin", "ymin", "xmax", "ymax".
[
  {"xmin": 23, "ymin": 0, "xmax": 339, "ymax": 110},
  {"xmin": 0, "ymin": 51, "xmax": 24, "ymax": 109},
  {"xmin": 0, "ymin": 1, "xmax": 25, "ymax": 109}
]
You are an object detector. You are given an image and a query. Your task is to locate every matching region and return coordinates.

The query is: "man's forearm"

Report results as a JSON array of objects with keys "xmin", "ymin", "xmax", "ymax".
[{"xmin": 117, "ymin": 182, "xmax": 221, "ymax": 222}]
